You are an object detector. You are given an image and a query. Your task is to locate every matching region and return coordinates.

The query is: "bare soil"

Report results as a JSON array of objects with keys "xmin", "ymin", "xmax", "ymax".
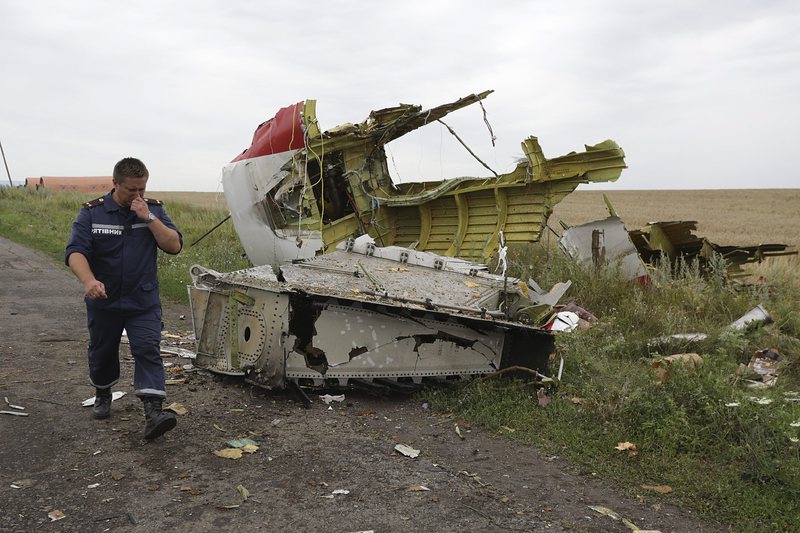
[{"xmin": 0, "ymin": 237, "xmax": 724, "ymax": 532}]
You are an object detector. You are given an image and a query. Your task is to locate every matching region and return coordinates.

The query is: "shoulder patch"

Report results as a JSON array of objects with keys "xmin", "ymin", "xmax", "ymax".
[
  {"xmin": 83, "ymin": 196, "xmax": 106, "ymax": 208},
  {"xmin": 144, "ymin": 198, "xmax": 163, "ymax": 206}
]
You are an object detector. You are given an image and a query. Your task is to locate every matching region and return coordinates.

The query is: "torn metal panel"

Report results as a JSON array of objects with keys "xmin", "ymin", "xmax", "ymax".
[
  {"xmin": 188, "ymin": 244, "xmax": 555, "ymax": 389},
  {"xmin": 559, "ymin": 216, "xmax": 649, "ymax": 282},
  {"xmin": 222, "ymin": 91, "xmax": 626, "ymax": 267},
  {"xmin": 629, "ymin": 221, "xmax": 797, "ymax": 275}
]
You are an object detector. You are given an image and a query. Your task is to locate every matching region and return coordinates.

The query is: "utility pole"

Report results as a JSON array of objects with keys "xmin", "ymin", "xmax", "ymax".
[{"xmin": 0, "ymin": 139, "xmax": 12, "ymax": 187}]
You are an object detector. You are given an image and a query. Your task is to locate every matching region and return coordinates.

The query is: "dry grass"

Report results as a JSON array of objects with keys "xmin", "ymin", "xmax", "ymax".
[
  {"xmin": 553, "ymin": 189, "xmax": 800, "ymax": 247},
  {"xmin": 157, "ymin": 188, "xmax": 800, "ymax": 247}
]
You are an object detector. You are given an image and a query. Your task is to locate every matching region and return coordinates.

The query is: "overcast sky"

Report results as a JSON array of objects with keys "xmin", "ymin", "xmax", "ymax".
[{"xmin": 2, "ymin": 0, "xmax": 798, "ymax": 191}]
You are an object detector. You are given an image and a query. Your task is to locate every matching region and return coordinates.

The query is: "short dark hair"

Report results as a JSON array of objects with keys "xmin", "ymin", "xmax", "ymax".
[{"xmin": 113, "ymin": 157, "xmax": 149, "ymax": 182}]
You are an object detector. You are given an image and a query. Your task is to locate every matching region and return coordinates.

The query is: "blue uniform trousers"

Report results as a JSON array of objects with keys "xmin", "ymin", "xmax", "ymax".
[{"xmin": 87, "ymin": 305, "xmax": 166, "ymax": 398}]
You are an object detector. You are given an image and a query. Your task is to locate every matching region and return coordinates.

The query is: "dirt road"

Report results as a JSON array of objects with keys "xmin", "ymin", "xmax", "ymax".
[{"xmin": 0, "ymin": 237, "xmax": 722, "ymax": 532}]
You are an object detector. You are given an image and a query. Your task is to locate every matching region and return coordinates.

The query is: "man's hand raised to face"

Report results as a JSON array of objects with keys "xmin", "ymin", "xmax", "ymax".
[{"xmin": 130, "ymin": 196, "xmax": 150, "ymax": 221}]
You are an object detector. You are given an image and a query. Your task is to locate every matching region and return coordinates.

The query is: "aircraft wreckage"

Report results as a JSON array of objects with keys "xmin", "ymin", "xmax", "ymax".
[{"xmin": 189, "ymin": 91, "xmax": 627, "ymax": 390}]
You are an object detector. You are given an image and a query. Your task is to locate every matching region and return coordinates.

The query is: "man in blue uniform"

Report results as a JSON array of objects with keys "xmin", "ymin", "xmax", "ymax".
[{"xmin": 65, "ymin": 157, "xmax": 183, "ymax": 439}]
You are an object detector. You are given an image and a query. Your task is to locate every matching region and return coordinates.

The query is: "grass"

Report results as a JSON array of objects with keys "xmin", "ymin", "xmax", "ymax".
[
  {"xmin": 432, "ymin": 245, "xmax": 800, "ymax": 532},
  {"xmin": 0, "ymin": 187, "xmax": 250, "ymax": 303},
  {"xmin": 2, "ymin": 186, "xmax": 799, "ymax": 530}
]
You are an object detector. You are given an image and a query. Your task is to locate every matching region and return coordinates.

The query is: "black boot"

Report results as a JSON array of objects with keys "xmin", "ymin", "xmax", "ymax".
[
  {"xmin": 92, "ymin": 388, "xmax": 112, "ymax": 420},
  {"xmin": 142, "ymin": 398, "xmax": 177, "ymax": 440}
]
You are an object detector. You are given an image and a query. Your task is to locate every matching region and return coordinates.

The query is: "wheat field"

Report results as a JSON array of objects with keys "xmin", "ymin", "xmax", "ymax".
[{"xmin": 154, "ymin": 189, "xmax": 800, "ymax": 248}]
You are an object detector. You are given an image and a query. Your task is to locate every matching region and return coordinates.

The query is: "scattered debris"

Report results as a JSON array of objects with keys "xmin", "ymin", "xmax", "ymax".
[
  {"xmin": 322, "ymin": 489, "xmax": 350, "ymax": 498},
  {"xmin": 546, "ymin": 311, "xmax": 580, "ymax": 332},
  {"xmin": 537, "ymin": 388, "xmax": 551, "ymax": 407},
  {"xmin": 87, "ymin": 483, "xmax": 100, "ymax": 489},
  {"xmin": 559, "ymin": 216, "xmax": 649, "ymax": 283},
  {"xmin": 736, "ymin": 348, "xmax": 783, "ymax": 389},
  {"xmin": 10, "ymin": 479, "xmax": 35, "ymax": 489},
  {"xmin": 651, "ymin": 353, "xmax": 704, "ymax": 384},
  {"xmin": 394, "ymin": 444, "xmax": 420, "ymax": 458},
  {"xmin": 236, "ymin": 484, "xmax": 250, "ymax": 501},
  {"xmin": 648, "ymin": 333, "xmax": 708, "ymax": 347},
  {"xmin": 319, "ymin": 394, "xmax": 345, "ymax": 404},
  {"xmin": 407, "ymin": 485, "xmax": 430, "ymax": 492},
  {"xmin": 213, "ymin": 448, "xmax": 243, "ymax": 460},
  {"xmin": 615, "ymin": 441, "xmax": 638, "ymax": 456},
  {"xmin": 110, "ymin": 471, "xmax": 125, "ymax": 481},
  {"xmin": 0, "ymin": 410, "xmax": 29, "ymax": 417},
  {"xmin": 81, "ymin": 391, "xmax": 126, "ymax": 407},
  {"xmin": 226, "ymin": 438, "xmax": 259, "ymax": 451},
  {"xmin": 4, "ymin": 396, "xmax": 25, "ymax": 410},
  {"xmin": 164, "ymin": 402, "xmax": 189, "ymax": 416},
  {"xmin": 641, "ymin": 485, "xmax": 673, "ymax": 494},
  {"xmin": 587, "ymin": 505, "xmax": 659, "ymax": 532},
  {"xmin": 748, "ymin": 397, "xmax": 773, "ymax": 405},
  {"xmin": 729, "ymin": 305, "xmax": 772, "ymax": 331},
  {"xmin": 48, "ymin": 510, "xmax": 66, "ymax": 521},
  {"xmin": 629, "ymin": 220, "xmax": 795, "ymax": 277}
]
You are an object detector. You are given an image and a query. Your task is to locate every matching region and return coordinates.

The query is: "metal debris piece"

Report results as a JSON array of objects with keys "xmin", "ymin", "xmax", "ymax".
[
  {"xmin": 629, "ymin": 220, "xmax": 796, "ymax": 276},
  {"xmin": 213, "ymin": 448, "xmax": 243, "ymax": 459},
  {"xmin": 4, "ymin": 396, "xmax": 25, "ymax": 410},
  {"xmin": 729, "ymin": 305, "xmax": 772, "ymax": 331},
  {"xmin": 322, "ymin": 489, "xmax": 350, "ymax": 498},
  {"xmin": 164, "ymin": 402, "xmax": 189, "ymax": 416},
  {"xmin": 641, "ymin": 485, "xmax": 673, "ymax": 494},
  {"xmin": 394, "ymin": 444, "xmax": 420, "ymax": 458},
  {"xmin": 81, "ymin": 391, "xmax": 126, "ymax": 407},
  {"xmin": 222, "ymin": 92, "xmax": 625, "ymax": 268},
  {"xmin": 189, "ymin": 241, "xmax": 554, "ymax": 389},
  {"xmin": 559, "ymin": 216, "xmax": 648, "ymax": 282},
  {"xmin": 319, "ymin": 394, "xmax": 345, "ymax": 404}
]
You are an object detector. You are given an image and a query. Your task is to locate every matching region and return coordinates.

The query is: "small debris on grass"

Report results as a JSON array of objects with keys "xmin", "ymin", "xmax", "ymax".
[
  {"xmin": 394, "ymin": 444, "xmax": 420, "ymax": 458},
  {"xmin": 319, "ymin": 394, "xmax": 345, "ymax": 404},
  {"xmin": 615, "ymin": 441, "xmax": 638, "ymax": 456},
  {"xmin": 500, "ymin": 495, "xmax": 510, "ymax": 504},
  {"xmin": 748, "ymin": 396, "xmax": 773, "ymax": 405},
  {"xmin": 110, "ymin": 471, "xmax": 125, "ymax": 481},
  {"xmin": 81, "ymin": 391, "xmax": 126, "ymax": 407},
  {"xmin": 651, "ymin": 353, "xmax": 703, "ymax": 384},
  {"xmin": 537, "ymin": 388, "xmax": 550, "ymax": 407},
  {"xmin": 500, "ymin": 425, "xmax": 515, "ymax": 433},
  {"xmin": 455, "ymin": 424, "xmax": 465, "ymax": 439},
  {"xmin": 641, "ymin": 485, "xmax": 673, "ymax": 494},
  {"xmin": 165, "ymin": 402, "xmax": 188, "ymax": 416},
  {"xmin": 213, "ymin": 424, "xmax": 226, "ymax": 432},
  {"xmin": 406, "ymin": 484, "xmax": 430, "ymax": 492},
  {"xmin": 48, "ymin": 510, "xmax": 66, "ymax": 521},
  {"xmin": 725, "ymin": 402, "xmax": 740, "ymax": 407},
  {"xmin": 87, "ymin": 483, "xmax": 100, "ymax": 489},
  {"xmin": 237, "ymin": 484, "xmax": 250, "ymax": 501},
  {"xmin": 570, "ymin": 397, "xmax": 585, "ymax": 404}
]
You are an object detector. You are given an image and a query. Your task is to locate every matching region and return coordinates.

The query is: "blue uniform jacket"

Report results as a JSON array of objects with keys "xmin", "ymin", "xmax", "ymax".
[{"xmin": 65, "ymin": 190, "xmax": 183, "ymax": 311}]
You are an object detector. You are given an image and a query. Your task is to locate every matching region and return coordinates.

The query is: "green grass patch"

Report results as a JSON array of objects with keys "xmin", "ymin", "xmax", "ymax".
[
  {"xmin": 430, "ymin": 245, "xmax": 800, "ymax": 532},
  {"xmin": 0, "ymin": 187, "xmax": 250, "ymax": 303}
]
